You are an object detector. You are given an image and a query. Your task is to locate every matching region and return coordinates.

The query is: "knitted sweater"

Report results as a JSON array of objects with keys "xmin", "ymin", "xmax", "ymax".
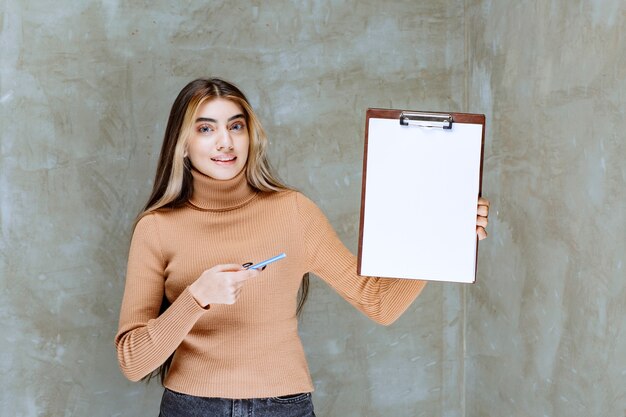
[{"xmin": 115, "ymin": 168, "xmax": 427, "ymax": 399}]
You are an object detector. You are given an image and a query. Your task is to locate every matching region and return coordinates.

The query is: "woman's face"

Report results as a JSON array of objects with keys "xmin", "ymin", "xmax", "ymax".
[{"xmin": 186, "ymin": 98, "xmax": 249, "ymax": 180}]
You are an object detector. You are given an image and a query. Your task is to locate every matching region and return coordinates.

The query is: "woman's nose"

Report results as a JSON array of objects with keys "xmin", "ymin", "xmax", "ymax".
[{"xmin": 216, "ymin": 128, "xmax": 234, "ymax": 151}]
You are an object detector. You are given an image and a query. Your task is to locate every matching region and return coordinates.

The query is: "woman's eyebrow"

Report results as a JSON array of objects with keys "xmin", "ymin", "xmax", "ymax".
[{"xmin": 195, "ymin": 114, "xmax": 245, "ymax": 123}]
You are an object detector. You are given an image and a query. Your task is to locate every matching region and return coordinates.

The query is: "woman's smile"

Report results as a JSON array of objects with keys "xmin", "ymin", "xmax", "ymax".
[{"xmin": 211, "ymin": 154, "xmax": 237, "ymax": 164}]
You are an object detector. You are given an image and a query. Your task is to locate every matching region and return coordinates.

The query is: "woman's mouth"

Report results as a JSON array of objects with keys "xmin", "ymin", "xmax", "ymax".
[{"xmin": 211, "ymin": 155, "xmax": 237, "ymax": 165}]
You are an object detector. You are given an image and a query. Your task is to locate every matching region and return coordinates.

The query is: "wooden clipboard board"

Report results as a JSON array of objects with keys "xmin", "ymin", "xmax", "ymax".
[{"xmin": 357, "ymin": 108, "xmax": 485, "ymax": 283}]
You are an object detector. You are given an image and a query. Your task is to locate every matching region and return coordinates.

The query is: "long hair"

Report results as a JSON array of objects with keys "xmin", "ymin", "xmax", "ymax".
[{"xmin": 139, "ymin": 78, "xmax": 310, "ymax": 384}]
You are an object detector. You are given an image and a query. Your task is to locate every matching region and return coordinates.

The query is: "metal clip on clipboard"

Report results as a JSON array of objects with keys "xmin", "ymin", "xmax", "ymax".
[{"xmin": 399, "ymin": 112, "xmax": 453, "ymax": 129}]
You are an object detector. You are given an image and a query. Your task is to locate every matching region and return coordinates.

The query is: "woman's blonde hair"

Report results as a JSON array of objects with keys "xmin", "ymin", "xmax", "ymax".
[{"xmin": 140, "ymin": 78, "xmax": 291, "ymax": 219}]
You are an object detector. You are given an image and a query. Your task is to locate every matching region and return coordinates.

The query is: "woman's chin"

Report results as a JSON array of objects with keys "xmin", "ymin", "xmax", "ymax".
[{"xmin": 201, "ymin": 165, "xmax": 245, "ymax": 181}]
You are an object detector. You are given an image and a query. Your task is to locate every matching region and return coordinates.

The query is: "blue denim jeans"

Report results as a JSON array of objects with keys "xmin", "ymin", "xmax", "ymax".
[{"xmin": 158, "ymin": 388, "xmax": 316, "ymax": 417}]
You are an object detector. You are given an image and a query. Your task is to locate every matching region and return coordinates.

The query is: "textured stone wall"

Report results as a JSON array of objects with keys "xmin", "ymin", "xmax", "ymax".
[
  {"xmin": 466, "ymin": 1, "xmax": 626, "ymax": 416},
  {"xmin": 0, "ymin": 1, "xmax": 465, "ymax": 415}
]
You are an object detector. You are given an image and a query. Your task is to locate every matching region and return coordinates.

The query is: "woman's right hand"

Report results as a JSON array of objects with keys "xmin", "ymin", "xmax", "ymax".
[{"xmin": 188, "ymin": 264, "xmax": 259, "ymax": 308}]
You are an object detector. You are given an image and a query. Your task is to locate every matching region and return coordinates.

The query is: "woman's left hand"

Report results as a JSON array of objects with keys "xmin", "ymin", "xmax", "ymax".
[{"xmin": 476, "ymin": 197, "xmax": 490, "ymax": 240}]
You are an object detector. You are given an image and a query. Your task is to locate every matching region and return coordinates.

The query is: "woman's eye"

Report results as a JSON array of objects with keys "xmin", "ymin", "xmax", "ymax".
[
  {"xmin": 231, "ymin": 122, "xmax": 245, "ymax": 131},
  {"xmin": 198, "ymin": 125, "xmax": 213, "ymax": 133}
]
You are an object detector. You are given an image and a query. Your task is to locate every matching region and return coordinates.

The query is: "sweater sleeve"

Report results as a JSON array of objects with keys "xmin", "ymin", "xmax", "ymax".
[
  {"xmin": 295, "ymin": 193, "xmax": 427, "ymax": 325},
  {"xmin": 114, "ymin": 214, "xmax": 208, "ymax": 381}
]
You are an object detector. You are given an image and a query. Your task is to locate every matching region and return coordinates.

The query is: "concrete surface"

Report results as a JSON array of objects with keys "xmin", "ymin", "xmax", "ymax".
[{"xmin": 1, "ymin": 0, "xmax": 624, "ymax": 416}]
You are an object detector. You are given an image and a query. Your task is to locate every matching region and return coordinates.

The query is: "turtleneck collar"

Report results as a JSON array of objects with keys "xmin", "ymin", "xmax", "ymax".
[{"xmin": 188, "ymin": 168, "xmax": 258, "ymax": 211}]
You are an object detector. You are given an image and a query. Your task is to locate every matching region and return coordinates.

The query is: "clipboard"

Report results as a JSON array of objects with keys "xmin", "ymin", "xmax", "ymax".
[{"xmin": 357, "ymin": 108, "xmax": 485, "ymax": 283}]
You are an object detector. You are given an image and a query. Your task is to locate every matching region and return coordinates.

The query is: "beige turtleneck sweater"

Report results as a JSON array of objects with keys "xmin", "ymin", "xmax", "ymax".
[{"xmin": 115, "ymin": 169, "xmax": 427, "ymax": 399}]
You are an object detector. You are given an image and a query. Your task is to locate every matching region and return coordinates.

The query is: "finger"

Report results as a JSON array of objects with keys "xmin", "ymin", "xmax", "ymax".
[
  {"xmin": 225, "ymin": 285, "xmax": 244, "ymax": 304},
  {"xmin": 476, "ymin": 226, "xmax": 488, "ymax": 240},
  {"xmin": 230, "ymin": 268, "xmax": 259, "ymax": 282},
  {"xmin": 224, "ymin": 295, "xmax": 237, "ymax": 305},
  {"xmin": 477, "ymin": 205, "xmax": 489, "ymax": 217},
  {"xmin": 476, "ymin": 215, "xmax": 488, "ymax": 228},
  {"xmin": 232, "ymin": 285, "xmax": 247, "ymax": 302},
  {"xmin": 478, "ymin": 197, "xmax": 490, "ymax": 208},
  {"xmin": 215, "ymin": 263, "xmax": 246, "ymax": 272}
]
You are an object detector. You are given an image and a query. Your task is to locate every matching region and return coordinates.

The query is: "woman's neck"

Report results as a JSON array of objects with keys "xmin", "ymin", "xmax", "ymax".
[{"xmin": 188, "ymin": 168, "xmax": 258, "ymax": 211}]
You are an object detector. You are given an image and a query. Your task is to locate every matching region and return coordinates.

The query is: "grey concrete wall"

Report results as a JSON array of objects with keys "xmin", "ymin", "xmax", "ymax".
[
  {"xmin": 1, "ymin": 1, "xmax": 466, "ymax": 416},
  {"xmin": 7, "ymin": 1, "xmax": 623, "ymax": 416},
  {"xmin": 466, "ymin": 1, "xmax": 626, "ymax": 416}
]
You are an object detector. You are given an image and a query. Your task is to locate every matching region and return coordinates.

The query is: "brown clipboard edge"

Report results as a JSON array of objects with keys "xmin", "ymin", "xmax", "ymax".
[{"xmin": 356, "ymin": 108, "xmax": 486, "ymax": 283}]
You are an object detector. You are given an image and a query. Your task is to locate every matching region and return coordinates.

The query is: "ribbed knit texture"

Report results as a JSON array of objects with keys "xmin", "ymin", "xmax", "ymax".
[{"xmin": 115, "ymin": 168, "xmax": 427, "ymax": 399}]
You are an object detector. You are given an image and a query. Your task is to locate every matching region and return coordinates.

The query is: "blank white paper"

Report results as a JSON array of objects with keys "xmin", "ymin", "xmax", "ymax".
[{"xmin": 359, "ymin": 117, "xmax": 483, "ymax": 283}]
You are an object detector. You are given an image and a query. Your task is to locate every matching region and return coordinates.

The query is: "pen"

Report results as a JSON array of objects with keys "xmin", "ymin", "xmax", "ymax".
[{"xmin": 247, "ymin": 253, "xmax": 287, "ymax": 270}]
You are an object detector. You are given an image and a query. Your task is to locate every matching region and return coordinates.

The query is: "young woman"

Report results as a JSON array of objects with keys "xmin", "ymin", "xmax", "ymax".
[{"xmin": 115, "ymin": 78, "xmax": 490, "ymax": 417}]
